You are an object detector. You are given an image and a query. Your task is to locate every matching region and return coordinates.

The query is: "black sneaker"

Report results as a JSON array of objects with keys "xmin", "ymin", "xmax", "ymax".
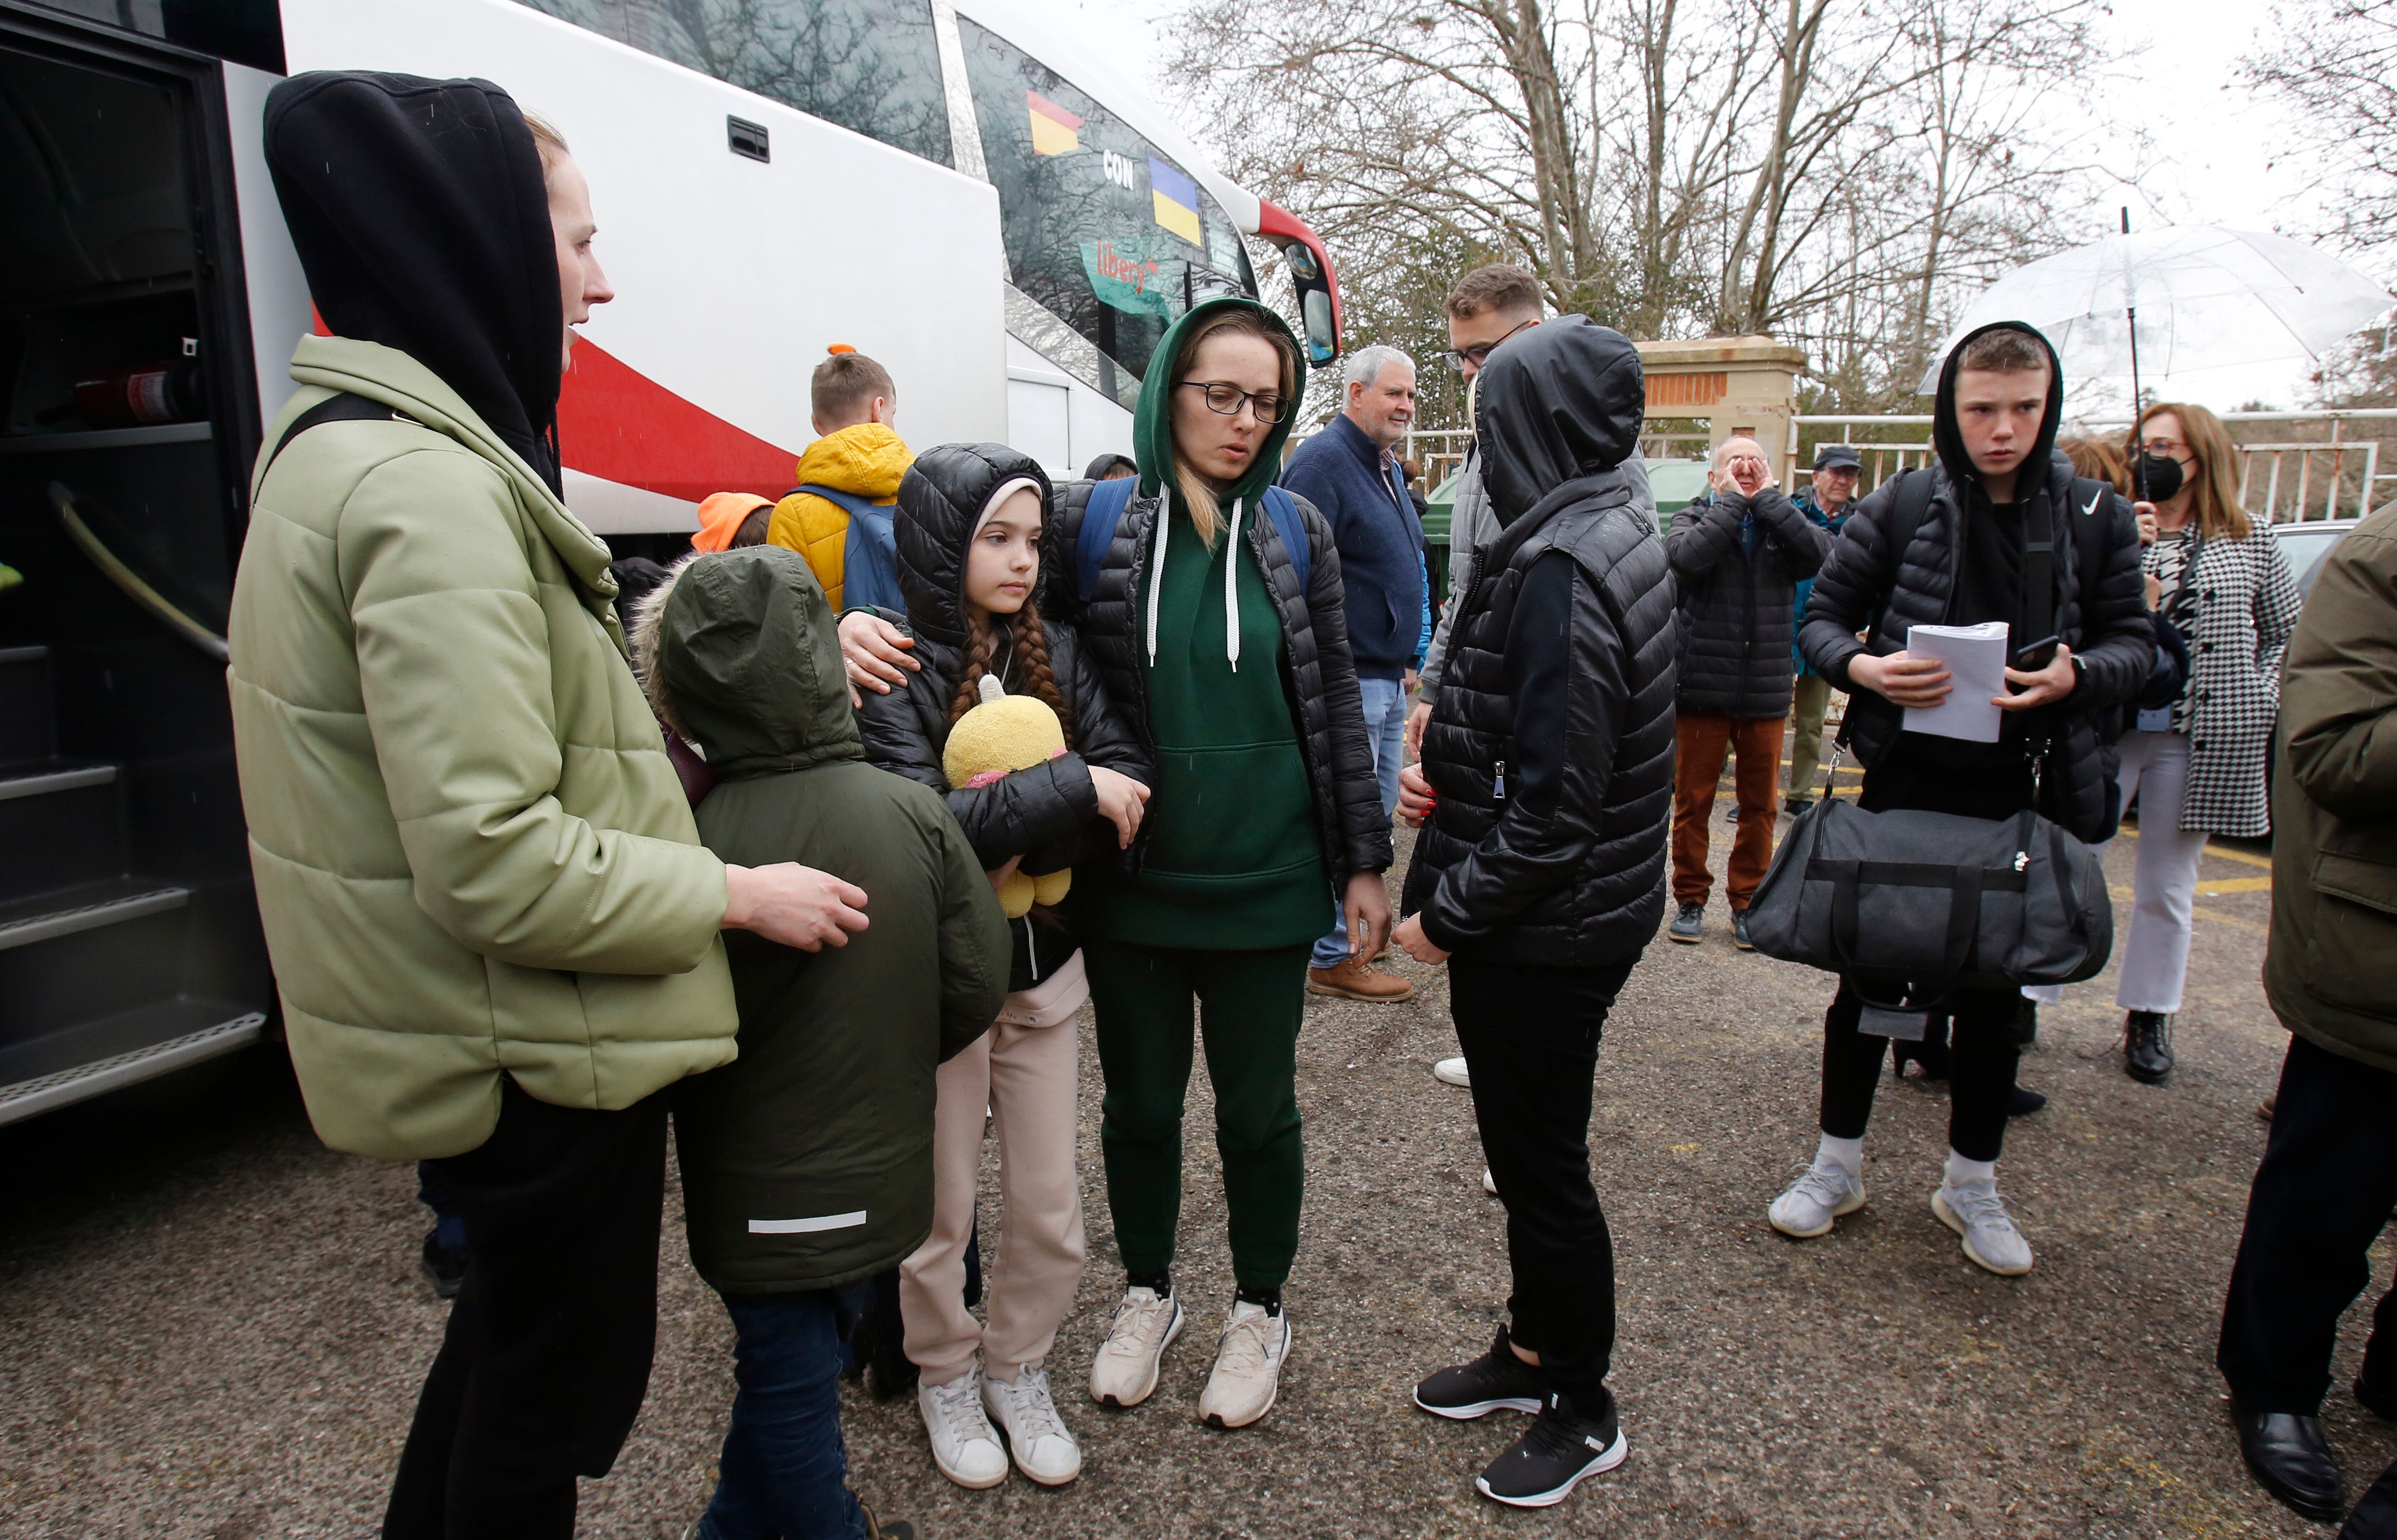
[
  {"xmin": 1784, "ymin": 796, "xmax": 1814, "ymax": 815},
  {"xmin": 2007, "ymin": 1086, "xmax": 2047, "ymax": 1117},
  {"xmin": 420, "ymin": 1230, "xmax": 466, "ymax": 1300},
  {"xmin": 2124, "ymin": 1011, "xmax": 2174, "ymax": 1084},
  {"xmin": 1732, "ymin": 911, "xmax": 1756, "ymax": 951},
  {"xmin": 1476, "ymin": 1391, "xmax": 1627, "ymax": 1508},
  {"xmin": 1413, "ymin": 1326, "xmax": 1546, "ymax": 1419},
  {"xmin": 1668, "ymin": 902, "xmax": 1704, "ymax": 944}
]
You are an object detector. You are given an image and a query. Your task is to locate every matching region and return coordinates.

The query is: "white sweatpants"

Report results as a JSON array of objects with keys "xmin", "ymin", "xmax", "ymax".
[{"xmin": 2113, "ymin": 730, "xmax": 2209, "ymax": 1014}]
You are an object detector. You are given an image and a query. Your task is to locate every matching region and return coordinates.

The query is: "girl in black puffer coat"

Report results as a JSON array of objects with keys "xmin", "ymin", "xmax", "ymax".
[{"xmin": 857, "ymin": 443, "xmax": 1151, "ymax": 1489}]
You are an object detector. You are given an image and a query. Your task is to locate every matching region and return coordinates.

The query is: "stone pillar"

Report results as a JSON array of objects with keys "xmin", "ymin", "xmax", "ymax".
[{"xmin": 1635, "ymin": 336, "xmax": 1808, "ymax": 470}]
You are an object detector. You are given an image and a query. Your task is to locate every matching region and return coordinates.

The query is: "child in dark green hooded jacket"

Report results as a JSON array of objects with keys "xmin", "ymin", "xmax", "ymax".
[{"xmin": 636, "ymin": 544, "xmax": 1010, "ymax": 1539}]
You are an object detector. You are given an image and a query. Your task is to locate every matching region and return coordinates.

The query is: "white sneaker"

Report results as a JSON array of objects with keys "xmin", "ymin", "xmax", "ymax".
[
  {"xmin": 982, "ymin": 1363, "xmax": 1081, "ymax": 1485},
  {"xmin": 1199, "ymin": 1301, "xmax": 1292, "ymax": 1429},
  {"xmin": 1481, "ymin": 1167, "xmax": 1498, "ymax": 1195},
  {"xmin": 917, "ymin": 1365, "xmax": 1009, "ymax": 1489},
  {"xmin": 1767, "ymin": 1159, "xmax": 1865, "ymax": 1239},
  {"xmin": 1088, "ymin": 1286, "xmax": 1183, "ymax": 1408},
  {"xmin": 1434, "ymin": 1057, "xmax": 1471, "ymax": 1087},
  {"xmin": 1934, "ymin": 1178, "xmax": 2035, "ymax": 1276}
]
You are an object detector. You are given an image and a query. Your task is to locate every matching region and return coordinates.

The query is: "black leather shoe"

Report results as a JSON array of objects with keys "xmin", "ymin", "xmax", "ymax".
[
  {"xmin": 2007, "ymin": 1086, "xmax": 2047, "ymax": 1117},
  {"xmin": 2231, "ymin": 1405, "xmax": 2345, "ymax": 1521},
  {"xmin": 2358, "ymin": 1375, "xmax": 2397, "ymax": 1421},
  {"xmin": 2124, "ymin": 1011, "xmax": 2174, "ymax": 1084}
]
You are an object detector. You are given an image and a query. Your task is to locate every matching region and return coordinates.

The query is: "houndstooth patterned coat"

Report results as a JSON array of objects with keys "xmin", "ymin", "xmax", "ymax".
[{"xmin": 2145, "ymin": 524, "xmax": 2301, "ymax": 838}]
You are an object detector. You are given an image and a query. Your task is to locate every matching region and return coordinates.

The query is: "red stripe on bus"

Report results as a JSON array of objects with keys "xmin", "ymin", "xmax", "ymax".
[{"xmin": 558, "ymin": 339, "xmax": 797, "ymax": 503}]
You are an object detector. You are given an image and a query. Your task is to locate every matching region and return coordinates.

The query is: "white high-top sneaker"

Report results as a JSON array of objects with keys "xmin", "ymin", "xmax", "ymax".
[
  {"xmin": 917, "ymin": 1364, "xmax": 1008, "ymax": 1489},
  {"xmin": 1088, "ymin": 1286, "xmax": 1184, "ymax": 1408},
  {"xmin": 1198, "ymin": 1301, "xmax": 1291, "ymax": 1429},
  {"xmin": 982, "ymin": 1364, "xmax": 1081, "ymax": 1485}
]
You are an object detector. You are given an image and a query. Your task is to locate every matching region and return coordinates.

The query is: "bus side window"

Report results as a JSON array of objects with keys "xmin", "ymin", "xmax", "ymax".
[{"xmin": 524, "ymin": 0, "xmax": 952, "ymax": 167}]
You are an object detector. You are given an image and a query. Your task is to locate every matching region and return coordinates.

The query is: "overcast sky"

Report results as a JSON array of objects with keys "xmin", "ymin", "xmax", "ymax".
[{"xmin": 1058, "ymin": 0, "xmax": 2354, "ymax": 411}]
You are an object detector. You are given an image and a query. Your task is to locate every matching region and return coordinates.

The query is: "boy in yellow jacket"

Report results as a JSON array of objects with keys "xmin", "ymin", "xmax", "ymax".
[{"xmin": 768, "ymin": 348, "xmax": 913, "ymax": 609}]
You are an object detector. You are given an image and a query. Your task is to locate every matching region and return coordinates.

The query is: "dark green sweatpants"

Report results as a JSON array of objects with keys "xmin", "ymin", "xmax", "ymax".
[{"xmin": 1084, "ymin": 936, "xmax": 1310, "ymax": 1291}]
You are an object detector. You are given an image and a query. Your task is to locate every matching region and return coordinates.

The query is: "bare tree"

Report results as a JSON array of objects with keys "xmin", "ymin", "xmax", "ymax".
[{"xmin": 2244, "ymin": 0, "xmax": 2397, "ymax": 251}]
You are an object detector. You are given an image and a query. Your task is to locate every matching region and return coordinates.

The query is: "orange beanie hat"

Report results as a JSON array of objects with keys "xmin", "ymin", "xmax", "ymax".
[{"xmin": 692, "ymin": 492, "xmax": 772, "ymax": 553}]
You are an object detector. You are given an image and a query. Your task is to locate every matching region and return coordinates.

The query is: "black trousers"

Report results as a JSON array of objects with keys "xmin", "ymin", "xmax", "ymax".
[
  {"xmin": 1818, "ymin": 979, "xmax": 2023, "ymax": 1162},
  {"xmin": 383, "ymin": 1078, "xmax": 671, "ymax": 1539},
  {"xmin": 2218, "ymin": 1033, "xmax": 2397, "ymax": 1415},
  {"xmin": 1450, "ymin": 953, "xmax": 1638, "ymax": 1413}
]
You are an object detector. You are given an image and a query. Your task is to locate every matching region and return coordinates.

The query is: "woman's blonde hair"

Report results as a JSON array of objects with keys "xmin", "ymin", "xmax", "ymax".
[
  {"xmin": 2133, "ymin": 402, "xmax": 2252, "ymax": 541},
  {"xmin": 2060, "ymin": 436, "xmax": 2130, "ymax": 496},
  {"xmin": 521, "ymin": 110, "xmax": 570, "ymax": 181},
  {"xmin": 1167, "ymin": 308, "xmax": 1302, "ymax": 547}
]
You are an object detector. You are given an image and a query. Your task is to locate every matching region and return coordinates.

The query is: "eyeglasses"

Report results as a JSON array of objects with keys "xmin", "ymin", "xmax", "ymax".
[
  {"xmin": 1177, "ymin": 381, "xmax": 1292, "ymax": 424},
  {"xmin": 2140, "ymin": 436, "xmax": 2191, "ymax": 457},
  {"xmin": 1439, "ymin": 317, "xmax": 1537, "ymax": 373}
]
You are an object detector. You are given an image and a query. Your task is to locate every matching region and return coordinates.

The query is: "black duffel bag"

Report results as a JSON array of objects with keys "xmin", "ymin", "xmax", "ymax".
[{"xmin": 1744, "ymin": 773, "xmax": 2113, "ymax": 1008}]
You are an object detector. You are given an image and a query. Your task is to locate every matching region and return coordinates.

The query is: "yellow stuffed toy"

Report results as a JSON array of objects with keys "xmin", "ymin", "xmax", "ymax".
[{"xmin": 942, "ymin": 674, "xmax": 1075, "ymax": 919}]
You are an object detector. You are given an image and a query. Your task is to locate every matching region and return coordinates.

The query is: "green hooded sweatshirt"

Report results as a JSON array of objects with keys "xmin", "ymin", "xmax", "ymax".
[
  {"xmin": 658, "ymin": 547, "xmax": 1010, "ymax": 1294},
  {"xmin": 1084, "ymin": 295, "xmax": 1328, "ymax": 948}
]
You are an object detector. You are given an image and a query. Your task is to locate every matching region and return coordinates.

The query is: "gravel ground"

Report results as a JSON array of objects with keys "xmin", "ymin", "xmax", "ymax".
[{"xmin": 5, "ymin": 801, "xmax": 2391, "ymax": 1539}]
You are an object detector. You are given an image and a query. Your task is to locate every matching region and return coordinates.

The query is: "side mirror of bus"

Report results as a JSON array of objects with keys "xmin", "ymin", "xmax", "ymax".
[{"xmin": 1257, "ymin": 199, "xmax": 1342, "ymax": 369}]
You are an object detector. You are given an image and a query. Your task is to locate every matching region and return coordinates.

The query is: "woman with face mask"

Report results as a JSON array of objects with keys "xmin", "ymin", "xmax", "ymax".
[{"xmin": 2111, "ymin": 404, "xmax": 2302, "ymax": 1084}]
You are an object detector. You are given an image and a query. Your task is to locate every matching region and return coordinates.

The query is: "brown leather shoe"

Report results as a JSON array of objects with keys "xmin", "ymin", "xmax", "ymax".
[{"xmin": 1306, "ymin": 957, "xmax": 1415, "ymax": 1002}]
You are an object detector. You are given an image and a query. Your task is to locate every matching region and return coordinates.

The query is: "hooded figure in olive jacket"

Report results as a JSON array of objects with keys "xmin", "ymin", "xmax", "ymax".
[{"xmin": 643, "ymin": 547, "xmax": 1010, "ymax": 1292}]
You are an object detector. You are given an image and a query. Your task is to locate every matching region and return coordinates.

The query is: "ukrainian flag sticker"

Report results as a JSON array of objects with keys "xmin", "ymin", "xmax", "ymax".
[
  {"xmin": 1149, "ymin": 157, "xmax": 1201, "ymax": 243},
  {"xmin": 1027, "ymin": 90, "xmax": 1082, "ymax": 156}
]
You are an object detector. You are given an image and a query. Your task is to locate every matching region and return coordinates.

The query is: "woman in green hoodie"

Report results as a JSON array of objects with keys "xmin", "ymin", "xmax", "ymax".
[{"xmin": 846, "ymin": 297, "xmax": 1393, "ymax": 1430}]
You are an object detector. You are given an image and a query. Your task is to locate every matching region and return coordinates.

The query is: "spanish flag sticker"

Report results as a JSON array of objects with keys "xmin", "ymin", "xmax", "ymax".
[
  {"xmin": 1027, "ymin": 90, "xmax": 1082, "ymax": 156},
  {"xmin": 1149, "ymin": 156, "xmax": 1201, "ymax": 243}
]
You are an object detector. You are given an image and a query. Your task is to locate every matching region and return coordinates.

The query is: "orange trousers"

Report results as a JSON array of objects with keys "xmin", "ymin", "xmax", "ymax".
[{"xmin": 1670, "ymin": 712, "xmax": 1786, "ymax": 909}]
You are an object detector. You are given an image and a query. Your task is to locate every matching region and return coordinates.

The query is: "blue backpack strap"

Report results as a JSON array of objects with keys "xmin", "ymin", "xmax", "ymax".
[
  {"xmin": 1259, "ymin": 485, "xmax": 1312, "ymax": 594},
  {"xmin": 797, "ymin": 484, "xmax": 903, "ymax": 611},
  {"xmin": 1076, "ymin": 474, "xmax": 1137, "ymax": 603}
]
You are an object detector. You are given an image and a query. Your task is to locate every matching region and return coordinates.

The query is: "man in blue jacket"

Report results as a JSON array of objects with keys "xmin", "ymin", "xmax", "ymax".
[{"xmin": 1281, "ymin": 342, "xmax": 1430, "ymax": 1003}]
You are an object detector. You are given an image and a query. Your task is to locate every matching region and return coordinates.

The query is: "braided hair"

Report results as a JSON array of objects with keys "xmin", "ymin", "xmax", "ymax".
[{"xmin": 946, "ymin": 600, "xmax": 1077, "ymax": 747}]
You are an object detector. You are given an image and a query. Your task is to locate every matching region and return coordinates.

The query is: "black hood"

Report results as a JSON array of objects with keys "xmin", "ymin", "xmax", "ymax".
[
  {"xmin": 264, "ymin": 71, "xmax": 564, "ymax": 491},
  {"xmin": 894, "ymin": 443, "xmax": 1056, "ymax": 648},
  {"xmin": 1472, "ymin": 315, "xmax": 1646, "ymax": 527},
  {"xmin": 1931, "ymin": 320, "xmax": 2065, "ymax": 502}
]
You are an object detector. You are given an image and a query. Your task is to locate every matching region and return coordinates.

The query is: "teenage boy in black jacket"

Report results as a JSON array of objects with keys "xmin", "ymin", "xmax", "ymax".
[
  {"xmin": 1391, "ymin": 317, "xmax": 1677, "ymax": 1509},
  {"xmin": 1765, "ymin": 322, "xmax": 2150, "ymax": 1279}
]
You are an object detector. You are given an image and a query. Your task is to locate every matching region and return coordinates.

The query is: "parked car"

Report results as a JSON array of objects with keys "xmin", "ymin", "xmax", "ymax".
[{"xmin": 2271, "ymin": 516, "xmax": 2360, "ymax": 602}]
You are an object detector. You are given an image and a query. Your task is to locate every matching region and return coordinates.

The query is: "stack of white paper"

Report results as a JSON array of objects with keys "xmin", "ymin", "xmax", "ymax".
[{"xmin": 1901, "ymin": 621, "xmax": 2010, "ymax": 744}]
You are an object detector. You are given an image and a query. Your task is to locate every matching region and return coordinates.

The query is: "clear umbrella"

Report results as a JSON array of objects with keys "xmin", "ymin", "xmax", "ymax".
[{"xmin": 1916, "ymin": 225, "xmax": 2392, "ymax": 396}]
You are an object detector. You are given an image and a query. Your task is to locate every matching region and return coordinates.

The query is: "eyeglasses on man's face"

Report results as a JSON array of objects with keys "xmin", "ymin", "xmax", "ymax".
[
  {"xmin": 1439, "ymin": 317, "xmax": 1537, "ymax": 373},
  {"xmin": 1177, "ymin": 381, "xmax": 1292, "ymax": 424}
]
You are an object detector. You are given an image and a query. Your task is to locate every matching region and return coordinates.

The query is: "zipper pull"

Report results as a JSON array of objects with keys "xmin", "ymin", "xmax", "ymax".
[{"xmin": 1493, "ymin": 759, "xmax": 1507, "ymax": 799}]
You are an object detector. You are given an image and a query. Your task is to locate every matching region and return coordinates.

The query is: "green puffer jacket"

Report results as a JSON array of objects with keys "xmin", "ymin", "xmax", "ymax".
[
  {"xmin": 228, "ymin": 335, "xmax": 737, "ymax": 1162},
  {"xmin": 2266, "ymin": 503, "xmax": 2397, "ymax": 1069},
  {"xmin": 651, "ymin": 547, "xmax": 1010, "ymax": 1294}
]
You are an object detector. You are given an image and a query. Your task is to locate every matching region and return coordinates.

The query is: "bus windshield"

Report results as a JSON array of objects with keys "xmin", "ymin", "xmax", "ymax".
[{"xmin": 957, "ymin": 18, "xmax": 1254, "ymax": 403}]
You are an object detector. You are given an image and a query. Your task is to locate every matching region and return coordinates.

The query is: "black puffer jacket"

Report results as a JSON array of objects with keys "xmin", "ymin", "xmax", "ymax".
[
  {"xmin": 1402, "ymin": 316, "xmax": 1678, "ymax": 965},
  {"xmin": 857, "ymin": 445, "xmax": 1151, "ymax": 990},
  {"xmin": 1800, "ymin": 321, "xmax": 2153, "ymax": 844},
  {"xmin": 1052, "ymin": 477, "xmax": 1392, "ymax": 886},
  {"xmin": 1666, "ymin": 484, "xmax": 1826, "ymax": 716}
]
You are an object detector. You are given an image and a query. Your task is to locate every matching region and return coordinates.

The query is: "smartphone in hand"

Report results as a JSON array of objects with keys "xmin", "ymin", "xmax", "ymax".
[{"xmin": 2012, "ymin": 634, "xmax": 2060, "ymax": 673}]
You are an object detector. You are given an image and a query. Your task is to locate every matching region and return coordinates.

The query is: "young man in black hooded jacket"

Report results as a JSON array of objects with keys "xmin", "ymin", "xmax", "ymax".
[
  {"xmin": 1390, "ymin": 316, "xmax": 1677, "ymax": 1508},
  {"xmin": 1764, "ymin": 322, "xmax": 2150, "ymax": 1279}
]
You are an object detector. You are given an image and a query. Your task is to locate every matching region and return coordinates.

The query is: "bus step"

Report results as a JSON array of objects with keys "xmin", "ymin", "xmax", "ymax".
[
  {"xmin": 0, "ymin": 760, "xmax": 124, "ymax": 902},
  {"xmin": 0, "ymin": 1000, "xmax": 267, "ymax": 1128},
  {"xmin": 0, "ymin": 877, "xmax": 190, "ymax": 952}
]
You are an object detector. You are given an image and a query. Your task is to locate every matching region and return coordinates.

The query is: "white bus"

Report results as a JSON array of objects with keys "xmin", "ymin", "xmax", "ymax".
[{"xmin": 0, "ymin": 0, "xmax": 1344, "ymax": 1121}]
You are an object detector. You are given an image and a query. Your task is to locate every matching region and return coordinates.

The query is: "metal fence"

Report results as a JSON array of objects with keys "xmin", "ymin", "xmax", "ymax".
[{"xmin": 1784, "ymin": 408, "xmax": 2397, "ymax": 522}]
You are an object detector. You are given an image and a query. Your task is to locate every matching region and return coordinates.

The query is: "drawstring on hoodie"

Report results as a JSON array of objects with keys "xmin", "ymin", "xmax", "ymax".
[{"xmin": 1144, "ymin": 496, "xmax": 1247, "ymax": 671}]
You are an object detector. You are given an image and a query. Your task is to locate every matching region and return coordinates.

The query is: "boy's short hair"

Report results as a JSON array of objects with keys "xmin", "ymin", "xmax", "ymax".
[
  {"xmin": 1957, "ymin": 326, "xmax": 2050, "ymax": 376},
  {"xmin": 731, "ymin": 507, "xmax": 772, "ymax": 548},
  {"xmin": 1445, "ymin": 263, "xmax": 1542, "ymax": 321},
  {"xmin": 812, "ymin": 351, "xmax": 897, "ymax": 427}
]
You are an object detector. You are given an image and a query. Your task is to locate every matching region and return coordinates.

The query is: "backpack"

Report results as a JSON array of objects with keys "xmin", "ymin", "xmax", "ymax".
[
  {"xmin": 1072, "ymin": 474, "xmax": 1311, "ymax": 603},
  {"xmin": 795, "ymin": 483, "xmax": 903, "ymax": 612}
]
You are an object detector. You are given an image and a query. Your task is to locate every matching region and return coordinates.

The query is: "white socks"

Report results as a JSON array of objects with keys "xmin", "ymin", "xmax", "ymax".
[
  {"xmin": 1816, "ymin": 1133, "xmax": 1864, "ymax": 1178},
  {"xmin": 1945, "ymin": 1149, "xmax": 1997, "ymax": 1188}
]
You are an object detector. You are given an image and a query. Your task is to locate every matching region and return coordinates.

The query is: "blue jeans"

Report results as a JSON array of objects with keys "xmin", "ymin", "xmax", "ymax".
[
  {"xmin": 1312, "ymin": 673, "xmax": 1407, "ymax": 967},
  {"xmin": 697, "ymin": 1289, "xmax": 867, "ymax": 1540}
]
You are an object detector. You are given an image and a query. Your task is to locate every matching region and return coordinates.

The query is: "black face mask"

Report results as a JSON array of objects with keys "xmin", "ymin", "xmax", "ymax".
[{"xmin": 2131, "ymin": 451, "xmax": 2184, "ymax": 503}]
